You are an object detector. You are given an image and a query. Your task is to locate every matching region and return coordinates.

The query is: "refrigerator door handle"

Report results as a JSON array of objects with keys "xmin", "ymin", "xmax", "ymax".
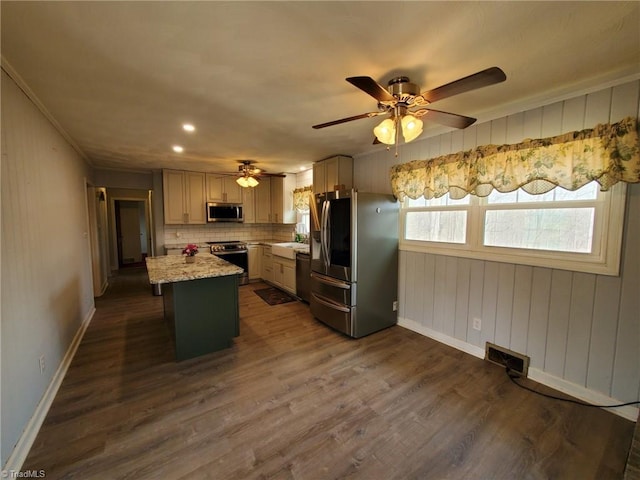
[
  {"xmin": 311, "ymin": 292, "xmax": 351, "ymax": 313},
  {"xmin": 311, "ymin": 272, "xmax": 351, "ymax": 290},
  {"xmin": 321, "ymin": 200, "xmax": 330, "ymax": 267}
]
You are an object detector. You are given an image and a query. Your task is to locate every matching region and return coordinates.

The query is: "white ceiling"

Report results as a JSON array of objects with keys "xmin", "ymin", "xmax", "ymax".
[{"xmin": 2, "ymin": 1, "xmax": 639, "ymax": 175}]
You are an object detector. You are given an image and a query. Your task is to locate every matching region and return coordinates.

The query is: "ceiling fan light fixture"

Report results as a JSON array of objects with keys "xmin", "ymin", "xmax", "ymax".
[
  {"xmin": 401, "ymin": 114, "xmax": 423, "ymax": 143},
  {"xmin": 236, "ymin": 175, "xmax": 259, "ymax": 188},
  {"xmin": 373, "ymin": 118, "xmax": 396, "ymax": 145}
]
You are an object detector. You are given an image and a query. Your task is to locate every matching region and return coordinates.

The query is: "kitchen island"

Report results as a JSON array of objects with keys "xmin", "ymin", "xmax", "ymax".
[{"xmin": 146, "ymin": 255, "xmax": 244, "ymax": 361}]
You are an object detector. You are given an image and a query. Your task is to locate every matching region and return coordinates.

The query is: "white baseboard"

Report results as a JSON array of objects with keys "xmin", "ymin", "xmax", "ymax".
[
  {"xmin": 3, "ymin": 306, "xmax": 96, "ymax": 472},
  {"xmin": 398, "ymin": 317, "xmax": 639, "ymax": 422}
]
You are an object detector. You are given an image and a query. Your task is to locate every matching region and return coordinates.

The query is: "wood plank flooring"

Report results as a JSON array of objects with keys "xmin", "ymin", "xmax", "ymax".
[{"xmin": 23, "ymin": 268, "xmax": 635, "ymax": 479}]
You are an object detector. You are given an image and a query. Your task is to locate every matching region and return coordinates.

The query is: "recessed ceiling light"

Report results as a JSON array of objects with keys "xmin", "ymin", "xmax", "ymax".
[
  {"xmin": 172, "ymin": 145, "xmax": 184, "ymax": 153},
  {"xmin": 182, "ymin": 123, "xmax": 195, "ymax": 132}
]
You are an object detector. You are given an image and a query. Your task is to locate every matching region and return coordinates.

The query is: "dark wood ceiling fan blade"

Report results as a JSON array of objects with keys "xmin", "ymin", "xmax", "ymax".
[
  {"xmin": 312, "ymin": 111, "xmax": 386, "ymax": 129},
  {"xmin": 419, "ymin": 67, "xmax": 506, "ymax": 104},
  {"xmin": 415, "ymin": 108, "xmax": 477, "ymax": 129},
  {"xmin": 346, "ymin": 76, "xmax": 396, "ymax": 103}
]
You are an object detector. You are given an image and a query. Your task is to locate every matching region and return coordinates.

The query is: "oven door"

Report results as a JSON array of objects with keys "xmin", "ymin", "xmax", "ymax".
[{"xmin": 212, "ymin": 250, "xmax": 248, "ymax": 285}]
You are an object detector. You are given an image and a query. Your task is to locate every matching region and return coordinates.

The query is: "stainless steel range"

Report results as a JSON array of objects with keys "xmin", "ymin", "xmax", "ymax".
[{"xmin": 207, "ymin": 241, "xmax": 248, "ymax": 285}]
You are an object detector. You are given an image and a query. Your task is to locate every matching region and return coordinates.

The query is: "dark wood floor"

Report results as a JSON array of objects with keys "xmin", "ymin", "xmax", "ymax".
[{"xmin": 24, "ymin": 268, "xmax": 635, "ymax": 479}]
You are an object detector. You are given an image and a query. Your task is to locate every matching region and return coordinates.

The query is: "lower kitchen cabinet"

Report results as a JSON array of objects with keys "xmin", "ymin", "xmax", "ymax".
[
  {"xmin": 248, "ymin": 245, "xmax": 261, "ymax": 281},
  {"xmin": 261, "ymin": 246, "xmax": 274, "ymax": 283},
  {"xmin": 272, "ymin": 256, "xmax": 296, "ymax": 295}
]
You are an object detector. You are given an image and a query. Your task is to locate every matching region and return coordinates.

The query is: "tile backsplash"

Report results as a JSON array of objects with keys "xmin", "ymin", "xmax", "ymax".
[{"xmin": 163, "ymin": 223, "xmax": 296, "ymax": 247}]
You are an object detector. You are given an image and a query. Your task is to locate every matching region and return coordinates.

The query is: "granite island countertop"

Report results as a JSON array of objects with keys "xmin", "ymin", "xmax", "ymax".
[{"xmin": 145, "ymin": 255, "xmax": 243, "ymax": 285}]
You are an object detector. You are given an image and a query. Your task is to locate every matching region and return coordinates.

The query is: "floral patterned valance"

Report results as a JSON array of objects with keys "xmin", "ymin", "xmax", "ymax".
[
  {"xmin": 293, "ymin": 186, "xmax": 312, "ymax": 212},
  {"xmin": 390, "ymin": 116, "xmax": 640, "ymax": 200}
]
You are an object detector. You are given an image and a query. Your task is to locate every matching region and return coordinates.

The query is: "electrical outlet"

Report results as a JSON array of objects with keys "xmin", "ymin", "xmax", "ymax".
[
  {"xmin": 39, "ymin": 355, "xmax": 45, "ymax": 374},
  {"xmin": 472, "ymin": 317, "xmax": 482, "ymax": 331},
  {"xmin": 392, "ymin": 301, "xmax": 398, "ymax": 312}
]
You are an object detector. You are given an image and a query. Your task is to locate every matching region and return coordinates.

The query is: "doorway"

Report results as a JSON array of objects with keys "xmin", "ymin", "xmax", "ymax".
[{"xmin": 115, "ymin": 199, "xmax": 148, "ymax": 268}]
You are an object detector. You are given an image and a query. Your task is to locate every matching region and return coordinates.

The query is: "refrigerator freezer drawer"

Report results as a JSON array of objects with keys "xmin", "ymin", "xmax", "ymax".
[
  {"xmin": 310, "ymin": 272, "xmax": 354, "ymax": 306},
  {"xmin": 310, "ymin": 292, "xmax": 355, "ymax": 337}
]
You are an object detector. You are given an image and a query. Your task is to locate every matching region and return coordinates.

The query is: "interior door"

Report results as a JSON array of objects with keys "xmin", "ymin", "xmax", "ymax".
[{"xmin": 117, "ymin": 200, "xmax": 143, "ymax": 266}]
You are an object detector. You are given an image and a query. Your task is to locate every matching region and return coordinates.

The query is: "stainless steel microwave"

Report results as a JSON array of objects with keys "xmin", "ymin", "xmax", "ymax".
[{"xmin": 206, "ymin": 203, "xmax": 244, "ymax": 223}]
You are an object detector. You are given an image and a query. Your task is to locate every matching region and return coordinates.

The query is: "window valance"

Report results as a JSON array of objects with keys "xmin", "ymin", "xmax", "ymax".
[
  {"xmin": 390, "ymin": 116, "xmax": 640, "ymax": 200},
  {"xmin": 293, "ymin": 186, "xmax": 312, "ymax": 212}
]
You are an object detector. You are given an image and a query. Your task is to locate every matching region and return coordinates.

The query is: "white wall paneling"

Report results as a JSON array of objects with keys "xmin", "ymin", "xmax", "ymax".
[
  {"xmin": 1, "ymin": 70, "xmax": 95, "ymax": 466},
  {"xmin": 355, "ymin": 78, "xmax": 640, "ymax": 420}
]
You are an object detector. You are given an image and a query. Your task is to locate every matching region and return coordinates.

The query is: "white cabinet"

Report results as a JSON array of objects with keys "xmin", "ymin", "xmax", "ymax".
[
  {"xmin": 206, "ymin": 174, "xmax": 243, "ymax": 203},
  {"xmin": 270, "ymin": 175, "xmax": 296, "ymax": 224},
  {"xmin": 251, "ymin": 175, "xmax": 297, "ymax": 224},
  {"xmin": 242, "ymin": 187, "xmax": 256, "ymax": 223},
  {"xmin": 272, "ymin": 256, "xmax": 296, "ymax": 295},
  {"xmin": 163, "ymin": 169, "xmax": 206, "ymax": 224},
  {"xmin": 248, "ymin": 245, "xmax": 262, "ymax": 281},
  {"xmin": 261, "ymin": 245, "xmax": 273, "ymax": 283},
  {"xmin": 313, "ymin": 155, "xmax": 353, "ymax": 194},
  {"xmin": 255, "ymin": 178, "xmax": 272, "ymax": 224}
]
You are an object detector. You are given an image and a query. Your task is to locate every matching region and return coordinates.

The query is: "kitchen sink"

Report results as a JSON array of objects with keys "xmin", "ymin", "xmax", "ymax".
[{"xmin": 272, "ymin": 242, "xmax": 309, "ymax": 259}]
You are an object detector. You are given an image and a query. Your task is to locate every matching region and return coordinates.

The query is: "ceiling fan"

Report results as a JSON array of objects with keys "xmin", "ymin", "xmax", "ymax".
[
  {"xmin": 312, "ymin": 67, "xmax": 507, "ymax": 146},
  {"xmin": 221, "ymin": 160, "xmax": 284, "ymax": 188}
]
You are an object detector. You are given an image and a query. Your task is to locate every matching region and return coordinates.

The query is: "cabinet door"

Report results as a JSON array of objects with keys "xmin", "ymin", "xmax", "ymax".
[
  {"xmin": 248, "ymin": 245, "xmax": 261, "ymax": 280},
  {"xmin": 255, "ymin": 178, "xmax": 272, "ymax": 223},
  {"xmin": 262, "ymin": 246, "xmax": 273, "ymax": 282},
  {"xmin": 223, "ymin": 177, "xmax": 243, "ymax": 203},
  {"xmin": 271, "ymin": 175, "xmax": 297, "ymax": 224},
  {"xmin": 163, "ymin": 170, "xmax": 187, "ymax": 224},
  {"xmin": 206, "ymin": 174, "xmax": 225, "ymax": 202},
  {"xmin": 242, "ymin": 187, "xmax": 256, "ymax": 224},
  {"xmin": 272, "ymin": 259, "xmax": 283, "ymax": 287},
  {"xmin": 282, "ymin": 261, "xmax": 296, "ymax": 295},
  {"xmin": 313, "ymin": 162, "xmax": 326, "ymax": 194},
  {"xmin": 184, "ymin": 171, "xmax": 206, "ymax": 224}
]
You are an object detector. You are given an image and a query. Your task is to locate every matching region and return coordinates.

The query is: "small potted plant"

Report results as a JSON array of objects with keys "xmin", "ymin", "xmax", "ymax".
[{"xmin": 182, "ymin": 244, "xmax": 198, "ymax": 263}]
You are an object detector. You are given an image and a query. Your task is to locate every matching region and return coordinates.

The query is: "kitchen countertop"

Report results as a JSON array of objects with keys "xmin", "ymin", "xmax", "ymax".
[
  {"xmin": 164, "ymin": 240, "xmax": 309, "ymax": 254},
  {"xmin": 145, "ymin": 255, "xmax": 243, "ymax": 285}
]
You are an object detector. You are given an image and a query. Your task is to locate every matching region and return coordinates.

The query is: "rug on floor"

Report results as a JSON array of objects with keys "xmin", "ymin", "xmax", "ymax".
[{"xmin": 254, "ymin": 287, "xmax": 296, "ymax": 305}]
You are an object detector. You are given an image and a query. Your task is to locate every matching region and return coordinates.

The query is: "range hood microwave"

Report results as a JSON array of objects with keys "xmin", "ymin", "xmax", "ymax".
[{"xmin": 206, "ymin": 203, "xmax": 244, "ymax": 223}]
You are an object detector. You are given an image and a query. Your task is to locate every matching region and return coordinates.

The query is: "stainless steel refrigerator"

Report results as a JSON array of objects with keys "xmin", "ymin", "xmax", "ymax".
[{"xmin": 310, "ymin": 189, "xmax": 399, "ymax": 338}]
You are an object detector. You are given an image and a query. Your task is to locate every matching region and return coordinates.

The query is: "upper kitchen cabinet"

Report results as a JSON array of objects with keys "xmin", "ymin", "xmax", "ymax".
[
  {"xmin": 313, "ymin": 155, "xmax": 353, "ymax": 194},
  {"xmin": 242, "ymin": 186, "xmax": 256, "ymax": 223},
  {"xmin": 254, "ymin": 178, "xmax": 271, "ymax": 223},
  {"xmin": 270, "ymin": 175, "xmax": 296, "ymax": 224},
  {"xmin": 246, "ymin": 174, "xmax": 296, "ymax": 224},
  {"xmin": 206, "ymin": 174, "xmax": 243, "ymax": 204},
  {"xmin": 163, "ymin": 169, "xmax": 206, "ymax": 224}
]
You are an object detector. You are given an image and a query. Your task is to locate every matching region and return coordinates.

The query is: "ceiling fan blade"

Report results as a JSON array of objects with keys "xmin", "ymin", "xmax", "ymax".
[
  {"xmin": 414, "ymin": 108, "xmax": 476, "ymax": 129},
  {"xmin": 312, "ymin": 111, "xmax": 387, "ymax": 129},
  {"xmin": 346, "ymin": 76, "xmax": 396, "ymax": 103},
  {"xmin": 419, "ymin": 67, "xmax": 506, "ymax": 104}
]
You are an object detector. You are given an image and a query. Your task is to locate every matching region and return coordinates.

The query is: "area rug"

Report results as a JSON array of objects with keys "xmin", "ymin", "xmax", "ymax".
[{"xmin": 254, "ymin": 287, "xmax": 296, "ymax": 305}]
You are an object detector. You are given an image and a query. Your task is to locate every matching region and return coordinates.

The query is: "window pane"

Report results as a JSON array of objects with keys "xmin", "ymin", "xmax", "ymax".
[
  {"xmin": 405, "ymin": 211, "xmax": 467, "ymax": 243},
  {"xmin": 406, "ymin": 193, "xmax": 470, "ymax": 208},
  {"xmin": 484, "ymin": 208, "xmax": 595, "ymax": 253},
  {"xmin": 488, "ymin": 182, "xmax": 598, "ymax": 204}
]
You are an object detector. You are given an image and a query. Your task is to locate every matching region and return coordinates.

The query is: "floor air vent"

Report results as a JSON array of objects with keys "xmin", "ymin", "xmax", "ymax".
[{"xmin": 485, "ymin": 342, "xmax": 530, "ymax": 378}]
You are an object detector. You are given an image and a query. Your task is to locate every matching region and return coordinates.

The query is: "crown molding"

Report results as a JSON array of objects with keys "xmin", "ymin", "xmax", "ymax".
[{"xmin": 1, "ymin": 56, "xmax": 92, "ymax": 165}]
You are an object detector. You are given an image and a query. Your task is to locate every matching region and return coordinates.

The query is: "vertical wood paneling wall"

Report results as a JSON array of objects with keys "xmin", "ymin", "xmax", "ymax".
[
  {"xmin": 1, "ymin": 71, "xmax": 95, "ymax": 465},
  {"xmin": 354, "ymin": 79, "xmax": 640, "ymax": 413}
]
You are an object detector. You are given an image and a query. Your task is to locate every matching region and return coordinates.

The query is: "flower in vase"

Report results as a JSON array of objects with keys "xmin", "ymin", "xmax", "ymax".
[{"xmin": 182, "ymin": 244, "xmax": 198, "ymax": 256}]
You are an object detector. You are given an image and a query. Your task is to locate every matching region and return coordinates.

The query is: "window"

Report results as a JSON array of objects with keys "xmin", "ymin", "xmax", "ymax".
[{"xmin": 400, "ymin": 182, "xmax": 627, "ymax": 275}]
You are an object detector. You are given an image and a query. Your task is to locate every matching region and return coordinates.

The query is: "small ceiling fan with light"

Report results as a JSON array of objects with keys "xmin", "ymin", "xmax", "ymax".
[
  {"xmin": 312, "ymin": 67, "xmax": 506, "ymax": 149},
  {"xmin": 227, "ymin": 160, "xmax": 284, "ymax": 188}
]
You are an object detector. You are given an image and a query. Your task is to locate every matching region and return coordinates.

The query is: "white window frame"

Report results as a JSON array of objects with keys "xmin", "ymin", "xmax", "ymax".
[{"xmin": 399, "ymin": 182, "xmax": 627, "ymax": 276}]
